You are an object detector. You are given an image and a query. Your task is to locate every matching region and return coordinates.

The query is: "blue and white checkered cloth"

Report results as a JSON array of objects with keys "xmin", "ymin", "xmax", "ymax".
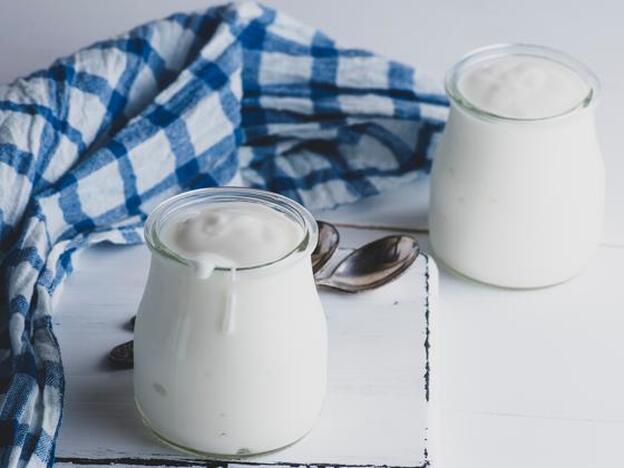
[{"xmin": 0, "ymin": 2, "xmax": 447, "ymax": 465}]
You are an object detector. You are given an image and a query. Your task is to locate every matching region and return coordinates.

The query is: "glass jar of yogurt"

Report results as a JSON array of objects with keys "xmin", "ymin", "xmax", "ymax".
[
  {"xmin": 430, "ymin": 44, "xmax": 604, "ymax": 288},
  {"xmin": 134, "ymin": 188, "xmax": 327, "ymax": 456}
]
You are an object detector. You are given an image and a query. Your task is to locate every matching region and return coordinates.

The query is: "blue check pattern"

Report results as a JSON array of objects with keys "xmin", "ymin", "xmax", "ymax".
[{"xmin": 0, "ymin": 2, "xmax": 447, "ymax": 466}]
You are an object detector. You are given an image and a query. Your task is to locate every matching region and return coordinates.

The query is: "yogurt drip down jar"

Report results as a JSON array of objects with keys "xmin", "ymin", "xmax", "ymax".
[
  {"xmin": 134, "ymin": 188, "xmax": 327, "ymax": 456},
  {"xmin": 430, "ymin": 44, "xmax": 605, "ymax": 288}
]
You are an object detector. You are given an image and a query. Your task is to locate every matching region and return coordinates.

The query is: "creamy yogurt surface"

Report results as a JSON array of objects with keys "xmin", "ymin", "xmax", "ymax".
[
  {"xmin": 457, "ymin": 55, "xmax": 590, "ymax": 119},
  {"xmin": 160, "ymin": 201, "xmax": 303, "ymax": 277}
]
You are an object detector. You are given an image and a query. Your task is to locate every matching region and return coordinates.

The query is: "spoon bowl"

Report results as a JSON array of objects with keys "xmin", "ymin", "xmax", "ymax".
[
  {"xmin": 312, "ymin": 221, "xmax": 340, "ymax": 273},
  {"xmin": 315, "ymin": 235, "xmax": 420, "ymax": 293}
]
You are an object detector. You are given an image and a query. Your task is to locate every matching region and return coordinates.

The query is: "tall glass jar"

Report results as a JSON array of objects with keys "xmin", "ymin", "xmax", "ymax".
[
  {"xmin": 429, "ymin": 44, "xmax": 604, "ymax": 288},
  {"xmin": 134, "ymin": 188, "xmax": 327, "ymax": 456}
]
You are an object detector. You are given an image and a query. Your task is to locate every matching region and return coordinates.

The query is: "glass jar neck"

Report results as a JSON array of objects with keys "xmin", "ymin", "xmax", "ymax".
[
  {"xmin": 445, "ymin": 43, "xmax": 600, "ymax": 123},
  {"xmin": 144, "ymin": 188, "xmax": 318, "ymax": 273}
]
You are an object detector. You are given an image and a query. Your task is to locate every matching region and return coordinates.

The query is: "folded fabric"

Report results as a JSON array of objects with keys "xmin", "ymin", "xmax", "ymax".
[{"xmin": 0, "ymin": 2, "xmax": 447, "ymax": 466}]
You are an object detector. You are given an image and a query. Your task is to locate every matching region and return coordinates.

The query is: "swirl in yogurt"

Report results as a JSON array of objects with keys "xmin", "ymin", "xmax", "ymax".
[
  {"xmin": 458, "ymin": 55, "xmax": 590, "ymax": 119},
  {"xmin": 160, "ymin": 202, "xmax": 303, "ymax": 278}
]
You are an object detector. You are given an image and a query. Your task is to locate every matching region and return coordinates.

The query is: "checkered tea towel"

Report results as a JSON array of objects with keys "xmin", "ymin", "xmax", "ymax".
[{"xmin": 0, "ymin": 2, "xmax": 448, "ymax": 465}]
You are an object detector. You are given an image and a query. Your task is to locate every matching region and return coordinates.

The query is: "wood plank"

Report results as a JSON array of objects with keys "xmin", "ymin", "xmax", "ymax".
[
  {"xmin": 54, "ymin": 227, "xmax": 435, "ymax": 467},
  {"xmin": 433, "ymin": 244, "xmax": 624, "ymax": 468}
]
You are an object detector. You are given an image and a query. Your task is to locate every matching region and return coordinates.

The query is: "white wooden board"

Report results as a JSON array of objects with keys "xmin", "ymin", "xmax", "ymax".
[{"xmin": 54, "ymin": 229, "xmax": 437, "ymax": 467}]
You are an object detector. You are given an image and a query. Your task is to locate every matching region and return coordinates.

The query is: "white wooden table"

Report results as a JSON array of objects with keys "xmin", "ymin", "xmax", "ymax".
[
  {"xmin": 3, "ymin": 1, "xmax": 624, "ymax": 467},
  {"xmin": 52, "ymin": 179, "xmax": 624, "ymax": 468}
]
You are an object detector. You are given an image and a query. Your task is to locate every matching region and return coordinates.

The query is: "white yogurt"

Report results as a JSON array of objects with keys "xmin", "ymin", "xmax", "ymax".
[
  {"xmin": 430, "ymin": 45, "xmax": 604, "ymax": 288},
  {"xmin": 160, "ymin": 202, "xmax": 303, "ymax": 277},
  {"xmin": 458, "ymin": 55, "xmax": 590, "ymax": 119},
  {"xmin": 134, "ymin": 189, "xmax": 327, "ymax": 455}
]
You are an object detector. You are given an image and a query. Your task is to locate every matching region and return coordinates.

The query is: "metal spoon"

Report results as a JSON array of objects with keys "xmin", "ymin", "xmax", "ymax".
[
  {"xmin": 314, "ymin": 235, "xmax": 420, "ymax": 293},
  {"xmin": 108, "ymin": 340, "xmax": 134, "ymax": 369},
  {"xmin": 312, "ymin": 221, "xmax": 340, "ymax": 273}
]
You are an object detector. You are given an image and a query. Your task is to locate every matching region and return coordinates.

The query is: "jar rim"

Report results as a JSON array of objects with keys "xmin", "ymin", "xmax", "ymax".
[
  {"xmin": 144, "ymin": 187, "xmax": 318, "ymax": 273},
  {"xmin": 445, "ymin": 43, "xmax": 601, "ymax": 122}
]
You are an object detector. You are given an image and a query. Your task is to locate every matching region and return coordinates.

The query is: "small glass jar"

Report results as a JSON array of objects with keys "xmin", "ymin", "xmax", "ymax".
[
  {"xmin": 134, "ymin": 188, "xmax": 327, "ymax": 456},
  {"xmin": 430, "ymin": 44, "xmax": 605, "ymax": 288}
]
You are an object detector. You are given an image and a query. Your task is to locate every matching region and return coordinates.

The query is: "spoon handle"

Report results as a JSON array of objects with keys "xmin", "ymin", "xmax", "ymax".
[
  {"xmin": 315, "ymin": 278, "xmax": 357, "ymax": 293},
  {"xmin": 313, "ymin": 267, "xmax": 333, "ymax": 282}
]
